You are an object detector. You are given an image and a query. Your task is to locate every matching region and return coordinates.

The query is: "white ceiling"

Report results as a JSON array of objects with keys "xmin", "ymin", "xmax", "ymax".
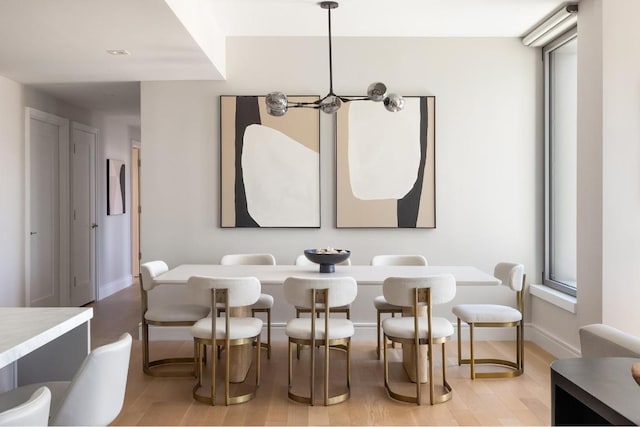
[{"xmin": 0, "ymin": 0, "xmax": 568, "ymax": 115}]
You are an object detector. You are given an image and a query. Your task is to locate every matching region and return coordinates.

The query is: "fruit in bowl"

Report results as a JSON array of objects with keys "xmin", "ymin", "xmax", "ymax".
[{"xmin": 304, "ymin": 248, "xmax": 351, "ymax": 273}]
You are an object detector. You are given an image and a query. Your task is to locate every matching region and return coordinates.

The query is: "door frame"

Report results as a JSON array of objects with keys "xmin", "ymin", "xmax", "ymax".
[
  {"xmin": 131, "ymin": 143, "xmax": 141, "ymax": 279},
  {"xmin": 71, "ymin": 121, "xmax": 99, "ymax": 305},
  {"xmin": 24, "ymin": 107, "xmax": 70, "ymax": 307}
]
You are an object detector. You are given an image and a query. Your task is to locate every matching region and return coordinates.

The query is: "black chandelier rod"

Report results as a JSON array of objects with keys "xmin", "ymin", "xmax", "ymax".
[{"xmin": 326, "ymin": 3, "xmax": 335, "ymax": 96}]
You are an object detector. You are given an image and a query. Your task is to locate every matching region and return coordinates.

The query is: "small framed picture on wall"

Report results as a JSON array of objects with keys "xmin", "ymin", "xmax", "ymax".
[{"xmin": 107, "ymin": 159, "xmax": 125, "ymax": 215}]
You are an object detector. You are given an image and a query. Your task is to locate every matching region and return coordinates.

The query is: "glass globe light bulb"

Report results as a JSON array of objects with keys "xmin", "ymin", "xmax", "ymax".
[
  {"xmin": 319, "ymin": 95, "xmax": 342, "ymax": 114},
  {"xmin": 367, "ymin": 82, "xmax": 387, "ymax": 102},
  {"xmin": 265, "ymin": 92, "xmax": 288, "ymax": 116},
  {"xmin": 383, "ymin": 93, "xmax": 405, "ymax": 112}
]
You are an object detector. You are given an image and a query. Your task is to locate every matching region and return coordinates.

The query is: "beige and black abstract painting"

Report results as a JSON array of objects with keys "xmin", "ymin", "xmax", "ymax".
[
  {"xmin": 107, "ymin": 159, "xmax": 126, "ymax": 215},
  {"xmin": 336, "ymin": 96, "xmax": 436, "ymax": 228},
  {"xmin": 220, "ymin": 95, "xmax": 320, "ymax": 228}
]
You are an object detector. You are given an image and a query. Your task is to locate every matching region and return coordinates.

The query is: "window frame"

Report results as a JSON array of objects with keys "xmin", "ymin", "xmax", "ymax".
[{"xmin": 543, "ymin": 27, "xmax": 578, "ymax": 297}]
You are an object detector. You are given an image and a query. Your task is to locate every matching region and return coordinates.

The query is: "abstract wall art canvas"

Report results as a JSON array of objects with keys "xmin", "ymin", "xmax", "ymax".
[
  {"xmin": 220, "ymin": 95, "xmax": 321, "ymax": 228},
  {"xmin": 336, "ymin": 96, "xmax": 436, "ymax": 228},
  {"xmin": 107, "ymin": 159, "xmax": 126, "ymax": 215}
]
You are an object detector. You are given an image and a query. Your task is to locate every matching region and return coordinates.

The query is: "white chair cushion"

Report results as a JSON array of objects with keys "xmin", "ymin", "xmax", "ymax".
[
  {"xmin": 191, "ymin": 317, "xmax": 263, "ymax": 340},
  {"xmin": 452, "ymin": 304, "xmax": 522, "ymax": 323},
  {"xmin": 285, "ymin": 318, "xmax": 354, "ymax": 340},
  {"xmin": 251, "ymin": 294, "xmax": 274, "ymax": 310},
  {"xmin": 382, "ymin": 316, "xmax": 454, "ymax": 340},
  {"xmin": 294, "ymin": 304, "xmax": 351, "ymax": 311},
  {"xmin": 145, "ymin": 304, "xmax": 210, "ymax": 322},
  {"xmin": 373, "ymin": 295, "xmax": 402, "ymax": 311}
]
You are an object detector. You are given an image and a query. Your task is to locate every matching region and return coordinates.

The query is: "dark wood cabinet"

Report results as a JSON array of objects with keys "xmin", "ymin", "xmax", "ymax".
[{"xmin": 551, "ymin": 357, "xmax": 640, "ymax": 425}]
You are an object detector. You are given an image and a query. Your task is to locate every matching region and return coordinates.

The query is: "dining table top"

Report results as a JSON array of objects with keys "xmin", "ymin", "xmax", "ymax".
[{"xmin": 153, "ymin": 264, "xmax": 501, "ymax": 286}]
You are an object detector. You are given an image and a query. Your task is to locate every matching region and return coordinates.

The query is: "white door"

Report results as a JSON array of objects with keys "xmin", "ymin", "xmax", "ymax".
[
  {"xmin": 26, "ymin": 108, "xmax": 69, "ymax": 307},
  {"xmin": 70, "ymin": 122, "xmax": 98, "ymax": 306}
]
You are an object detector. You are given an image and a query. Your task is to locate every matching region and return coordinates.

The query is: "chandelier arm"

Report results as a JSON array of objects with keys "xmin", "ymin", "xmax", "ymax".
[
  {"xmin": 287, "ymin": 100, "xmax": 321, "ymax": 106},
  {"xmin": 288, "ymin": 104, "xmax": 321, "ymax": 110},
  {"xmin": 338, "ymin": 96, "xmax": 372, "ymax": 103}
]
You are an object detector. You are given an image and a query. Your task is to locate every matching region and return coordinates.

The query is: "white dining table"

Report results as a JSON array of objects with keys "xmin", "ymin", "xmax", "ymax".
[
  {"xmin": 154, "ymin": 264, "xmax": 500, "ymax": 286},
  {"xmin": 153, "ymin": 264, "xmax": 499, "ymax": 383}
]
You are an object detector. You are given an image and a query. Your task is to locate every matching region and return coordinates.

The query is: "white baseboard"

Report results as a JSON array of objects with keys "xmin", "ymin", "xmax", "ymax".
[
  {"xmin": 99, "ymin": 275, "xmax": 133, "ymax": 301},
  {"xmin": 527, "ymin": 323, "xmax": 580, "ymax": 359}
]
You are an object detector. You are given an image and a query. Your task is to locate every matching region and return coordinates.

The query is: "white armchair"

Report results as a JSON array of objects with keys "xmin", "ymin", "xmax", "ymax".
[
  {"xmin": 579, "ymin": 324, "xmax": 640, "ymax": 358},
  {"xmin": 0, "ymin": 386, "xmax": 50, "ymax": 426}
]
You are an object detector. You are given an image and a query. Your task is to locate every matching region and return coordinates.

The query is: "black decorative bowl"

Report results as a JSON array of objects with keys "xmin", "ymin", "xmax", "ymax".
[{"xmin": 304, "ymin": 249, "xmax": 351, "ymax": 273}]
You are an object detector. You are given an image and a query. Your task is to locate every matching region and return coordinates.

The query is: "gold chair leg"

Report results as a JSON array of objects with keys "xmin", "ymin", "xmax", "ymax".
[
  {"xmin": 469, "ymin": 323, "xmax": 475, "ymax": 379},
  {"xmin": 376, "ymin": 310, "xmax": 382, "ymax": 360},
  {"xmin": 288, "ymin": 340, "xmax": 293, "ymax": 391},
  {"xmin": 142, "ymin": 321, "xmax": 150, "ymax": 371},
  {"xmin": 457, "ymin": 317, "xmax": 462, "ymax": 366},
  {"xmin": 324, "ymin": 339, "xmax": 330, "ymax": 406},
  {"xmin": 212, "ymin": 340, "xmax": 217, "ymax": 404},
  {"xmin": 267, "ymin": 309, "xmax": 271, "ymax": 359},
  {"xmin": 225, "ymin": 339, "xmax": 230, "ymax": 406},
  {"xmin": 256, "ymin": 334, "xmax": 262, "ymax": 387},
  {"xmin": 310, "ymin": 339, "xmax": 316, "ymax": 406}
]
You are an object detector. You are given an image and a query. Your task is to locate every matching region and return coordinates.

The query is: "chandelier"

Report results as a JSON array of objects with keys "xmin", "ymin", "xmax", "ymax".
[{"xmin": 265, "ymin": 1, "xmax": 404, "ymax": 116}]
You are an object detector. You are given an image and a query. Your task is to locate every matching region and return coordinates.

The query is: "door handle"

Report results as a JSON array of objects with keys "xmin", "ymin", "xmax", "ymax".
[
  {"xmin": 30, "ymin": 231, "xmax": 37, "ymax": 235},
  {"xmin": 91, "ymin": 223, "xmax": 99, "ymax": 229}
]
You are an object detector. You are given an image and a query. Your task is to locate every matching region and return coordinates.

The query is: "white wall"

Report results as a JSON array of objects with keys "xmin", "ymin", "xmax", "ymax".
[
  {"xmin": 0, "ymin": 74, "xmax": 138, "ymax": 306},
  {"xmin": 530, "ymin": 0, "xmax": 640, "ymax": 354},
  {"xmin": 141, "ymin": 37, "xmax": 542, "ymax": 325},
  {"xmin": 601, "ymin": 0, "xmax": 640, "ymax": 333},
  {"xmin": 0, "ymin": 76, "xmax": 25, "ymax": 306},
  {"xmin": 95, "ymin": 115, "xmax": 140, "ymax": 298}
]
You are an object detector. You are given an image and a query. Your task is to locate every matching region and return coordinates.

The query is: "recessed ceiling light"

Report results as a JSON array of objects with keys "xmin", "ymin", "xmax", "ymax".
[{"xmin": 106, "ymin": 49, "xmax": 130, "ymax": 56}]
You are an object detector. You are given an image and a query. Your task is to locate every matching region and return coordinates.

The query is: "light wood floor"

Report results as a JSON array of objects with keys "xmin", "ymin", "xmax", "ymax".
[{"xmin": 90, "ymin": 284, "xmax": 556, "ymax": 426}]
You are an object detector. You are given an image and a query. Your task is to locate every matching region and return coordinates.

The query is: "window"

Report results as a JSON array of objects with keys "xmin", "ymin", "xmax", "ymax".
[{"xmin": 544, "ymin": 29, "xmax": 577, "ymax": 296}]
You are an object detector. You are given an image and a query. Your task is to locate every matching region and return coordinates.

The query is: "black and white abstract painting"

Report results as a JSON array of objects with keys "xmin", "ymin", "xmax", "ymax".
[
  {"xmin": 336, "ymin": 96, "xmax": 436, "ymax": 228},
  {"xmin": 107, "ymin": 159, "xmax": 125, "ymax": 215},
  {"xmin": 220, "ymin": 95, "xmax": 320, "ymax": 228}
]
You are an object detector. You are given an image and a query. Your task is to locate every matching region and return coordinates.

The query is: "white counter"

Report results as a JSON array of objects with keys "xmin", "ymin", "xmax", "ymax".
[{"xmin": 0, "ymin": 307, "xmax": 93, "ymax": 390}]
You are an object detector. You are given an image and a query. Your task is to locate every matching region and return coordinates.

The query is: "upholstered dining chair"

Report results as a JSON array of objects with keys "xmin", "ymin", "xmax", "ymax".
[
  {"xmin": 220, "ymin": 253, "xmax": 275, "ymax": 358},
  {"xmin": 294, "ymin": 254, "xmax": 351, "ymax": 319},
  {"xmin": 140, "ymin": 260, "xmax": 210, "ymax": 376},
  {"xmin": 283, "ymin": 276, "xmax": 358, "ymax": 406},
  {"xmin": 188, "ymin": 275, "xmax": 263, "ymax": 406},
  {"xmin": 371, "ymin": 254, "xmax": 428, "ymax": 359},
  {"xmin": 452, "ymin": 262, "xmax": 525, "ymax": 379},
  {"xmin": 0, "ymin": 386, "xmax": 50, "ymax": 426},
  {"xmin": 0, "ymin": 333, "xmax": 132, "ymax": 426},
  {"xmin": 381, "ymin": 275, "xmax": 456, "ymax": 405}
]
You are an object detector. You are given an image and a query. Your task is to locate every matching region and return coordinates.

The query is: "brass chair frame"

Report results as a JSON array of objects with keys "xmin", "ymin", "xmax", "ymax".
[
  {"xmin": 376, "ymin": 306, "xmax": 402, "ymax": 360},
  {"xmin": 372, "ymin": 255, "xmax": 428, "ymax": 359},
  {"xmin": 220, "ymin": 254, "xmax": 274, "ymax": 359},
  {"xmin": 193, "ymin": 288, "xmax": 261, "ymax": 406},
  {"xmin": 456, "ymin": 274, "xmax": 526, "ymax": 379},
  {"xmin": 140, "ymin": 287, "xmax": 199, "ymax": 377},
  {"xmin": 140, "ymin": 261, "xmax": 206, "ymax": 377},
  {"xmin": 383, "ymin": 287, "xmax": 452, "ymax": 405},
  {"xmin": 288, "ymin": 288, "xmax": 351, "ymax": 406}
]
